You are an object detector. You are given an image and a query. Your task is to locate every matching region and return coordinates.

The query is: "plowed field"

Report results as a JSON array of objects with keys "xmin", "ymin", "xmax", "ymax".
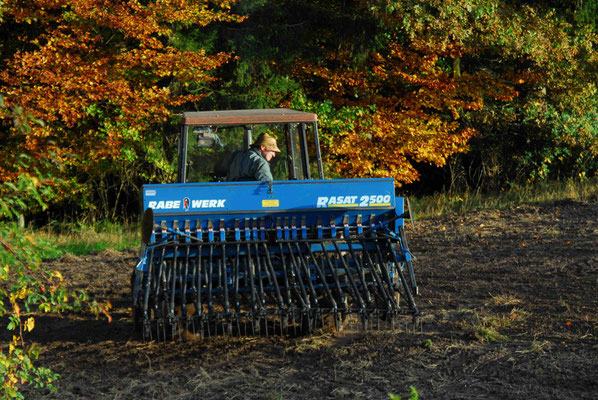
[{"xmin": 20, "ymin": 198, "xmax": 598, "ymax": 399}]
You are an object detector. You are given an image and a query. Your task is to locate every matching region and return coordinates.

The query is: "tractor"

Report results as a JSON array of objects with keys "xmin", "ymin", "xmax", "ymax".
[{"xmin": 132, "ymin": 109, "xmax": 418, "ymax": 340}]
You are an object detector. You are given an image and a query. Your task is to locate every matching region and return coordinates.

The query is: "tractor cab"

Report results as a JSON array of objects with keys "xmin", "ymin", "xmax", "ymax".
[{"xmin": 177, "ymin": 109, "xmax": 324, "ymax": 183}]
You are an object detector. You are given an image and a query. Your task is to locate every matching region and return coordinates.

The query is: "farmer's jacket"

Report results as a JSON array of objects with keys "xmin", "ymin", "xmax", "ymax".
[{"xmin": 226, "ymin": 147, "xmax": 273, "ymax": 182}]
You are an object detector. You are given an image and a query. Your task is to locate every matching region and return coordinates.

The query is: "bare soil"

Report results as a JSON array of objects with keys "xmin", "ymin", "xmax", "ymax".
[{"xmin": 19, "ymin": 198, "xmax": 598, "ymax": 399}]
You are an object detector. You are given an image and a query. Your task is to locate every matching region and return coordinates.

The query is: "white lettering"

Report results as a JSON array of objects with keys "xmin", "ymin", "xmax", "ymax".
[
  {"xmin": 148, "ymin": 201, "xmax": 157, "ymax": 208},
  {"xmin": 359, "ymin": 196, "xmax": 368, "ymax": 206},
  {"xmin": 317, "ymin": 194, "xmax": 390, "ymax": 208},
  {"xmin": 317, "ymin": 197, "xmax": 328, "ymax": 208},
  {"xmin": 190, "ymin": 199, "xmax": 227, "ymax": 209}
]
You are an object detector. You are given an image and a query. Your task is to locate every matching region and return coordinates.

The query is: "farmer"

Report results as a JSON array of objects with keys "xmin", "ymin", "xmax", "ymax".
[{"xmin": 227, "ymin": 132, "xmax": 281, "ymax": 182}]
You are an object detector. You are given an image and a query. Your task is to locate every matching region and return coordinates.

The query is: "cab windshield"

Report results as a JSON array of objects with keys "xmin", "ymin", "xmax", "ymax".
[{"xmin": 182, "ymin": 122, "xmax": 317, "ymax": 183}]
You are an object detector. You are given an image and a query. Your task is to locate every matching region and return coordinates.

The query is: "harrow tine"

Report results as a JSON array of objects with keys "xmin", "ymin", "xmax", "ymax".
[
  {"xmin": 280, "ymin": 242, "xmax": 310, "ymax": 311},
  {"xmin": 221, "ymin": 243, "xmax": 230, "ymax": 315},
  {"xmin": 398, "ymin": 226, "xmax": 419, "ymax": 295},
  {"xmin": 318, "ymin": 242, "xmax": 345, "ymax": 307},
  {"xmin": 275, "ymin": 242, "xmax": 293, "ymax": 309},
  {"xmin": 169, "ymin": 244, "xmax": 178, "ymax": 333},
  {"xmin": 245, "ymin": 243, "xmax": 258, "ymax": 316},
  {"xmin": 253, "ymin": 242, "xmax": 267, "ymax": 312},
  {"xmin": 195, "ymin": 245, "xmax": 203, "ymax": 333},
  {"xmin": 142, "ymin": 248, "xmax": 155, "ymax": 338},
  {"xmin": 261, "ymin": 243, "xmax": 285, "ymax": 310},
  {"xmin": 359, "ymin": 238, "xmax": 393, "ymax": 310},
  {"xmin": 332, "ymin": 241, "xmax": 365, "ymax": 312},
  {"xmin": 373, "ymin": 240, "xmax": 400, "ymax": 311},
  {"xmin": 182, "ymin": 246, "xmax": 191, "ymax": 332},
  {"xmin": 301, "ymin": 241, "xmax": 337, "ymax": 312},
  {"xmin": 346, "ymin": 239, "xmax": 373, "ymax": 306},
  {"xmin": 233, "ymin": 244, "xmax": 241, "ymax": 315},
  {"xmin": 386, "ymin": 238, "xmax": 418, "ymax": 314}
]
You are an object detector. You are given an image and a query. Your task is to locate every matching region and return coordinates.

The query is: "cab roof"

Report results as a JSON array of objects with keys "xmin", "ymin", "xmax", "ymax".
[{"xmin": 182, "ymin": 108, "xmax": 318, "ymax": 126}]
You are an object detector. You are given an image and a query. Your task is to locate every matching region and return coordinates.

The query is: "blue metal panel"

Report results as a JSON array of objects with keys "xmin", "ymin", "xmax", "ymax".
[
  {"xmin": 142, "ymin": 178, "xmax": 405, "ymax": 234},
  {"xmin": 143, "ymin": 178, "xmax": 396, "ymax": 213}
]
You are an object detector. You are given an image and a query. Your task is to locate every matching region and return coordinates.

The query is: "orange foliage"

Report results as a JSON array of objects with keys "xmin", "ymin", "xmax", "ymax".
[
  {"xmin": 291, "ymin": 1, "xmax": 521, "ymax": 185},
  {"xmin": 0, "ymin": 0, "xmax": 243, "ymax": 184}
]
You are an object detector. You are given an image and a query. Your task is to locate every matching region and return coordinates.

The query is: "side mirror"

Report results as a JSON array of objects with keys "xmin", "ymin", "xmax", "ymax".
[{"xmin": 194, "ymin": 126, "xmax": 219, "ymax": 148}]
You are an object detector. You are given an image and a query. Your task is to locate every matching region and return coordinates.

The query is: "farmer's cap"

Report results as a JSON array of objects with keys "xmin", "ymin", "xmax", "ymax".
[{"xmin": 252, "ymin": 132, "xmax": 281, "ymax": 153}]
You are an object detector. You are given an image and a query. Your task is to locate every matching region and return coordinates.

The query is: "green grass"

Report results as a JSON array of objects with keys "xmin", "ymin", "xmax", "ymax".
[
  {"xmin": 409, "ymin": 177, "xmax": 598, "ymax": 218},
  {"xmin": 30, "ymin": 221, "xmax": 139, "ymax": 259}
]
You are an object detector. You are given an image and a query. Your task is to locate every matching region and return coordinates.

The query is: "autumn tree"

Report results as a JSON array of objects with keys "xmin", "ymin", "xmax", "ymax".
[
  {"xmin": 223, "ymin": 0, "xmax": 596, "ymax": 189},
  {"xmin": 282, "ymin": 0, "xmax": 584, "ymax": 187},
  {"xmin": 0, "ymin": 0, "xmax": 243, "ymax": 219}
]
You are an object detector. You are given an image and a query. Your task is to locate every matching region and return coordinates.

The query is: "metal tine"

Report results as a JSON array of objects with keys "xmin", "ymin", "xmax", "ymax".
[
  {"xmin": 385, "ymin": 238, "xmax": 418, "ymax": 313},
  {"xmin": 153, "ymin": 249, "xmax": 167, "ymax": 341},
  {"xmin": 195, "ymin": 244, "xmax": 203, "ymax": 337},
  {"xmin": 345, "ymin": 239, "xmax": 374, "ymax": 307},
  {"xmin": 181, "ymin": 222, "xmax": 191, "ymax": 331},
  {"xmin": 153, "ymin": 247, "xmax": 166, "ymax": 325},
  {"xmin": 142, "ymin": 247, "xmax": 155, "ymax": 338},
  {"xmin": 287, "ymin": 242, "xmax": 322, "ymax": 332},
  {"xmin": 182, "ymin": 248, "xmax": 192, "ymax": 332},
  {"xmin": 359, "ymin": 238, "xmax": 393, "ymax": 310},
  {"xmin": 221, "ymin": 242, "xmax": 230, "ymax": 321},
  {"xmin": 292, "ymin": 312, "xmax": 296, "ymax": 335},
  {"xmin": 168, "ymin": 249, "xmax": 177, "ymax": 337},
  {"xmin": 275, "ymin": 240, "xmax": 293, "ymax": 311},
  {"xmin": 233, "ymin": 244, "xmax": 242, "ymax": 317},
  {"xmin": 331, "ymin": 241, "xmax": 365, "ymax": 313},
  {"xmin": 264, "ymin": 313, "xmax": 269, "ymax": 338},
  {"xmin": 253, "ymin": 242, "xmax": 267, "ymax": 314},
  {"xmin": 373, "ymin": 239, "xmax": 401, "ymax": 311},
  {"xmin": 244, "ymin": 242, "xmax": 261, "ymax": 335},
  {"xmin": 261, "ymin": 243, "xmax": 285, "ymax": 311},
  {"xmin": 279, "ymin": 242, "xmax": 310, "ymax": 313},
  {"xmin": 301, "ymin": 241, "xmax": 338, "ymax": 313},
  {"xmin": 398, "ymin": 225, "xmax": 418, "ymax": 295},
  {"xmin": 207, "ymin": 244, "xmax": 214, "ymax": 315},
  {"xmin": 318, "ymin": 243, "xmax": 345, "ymax": 307},
  {"xmin": 289, "ymin": 242, "xmax": 321, "ymax": 313}
]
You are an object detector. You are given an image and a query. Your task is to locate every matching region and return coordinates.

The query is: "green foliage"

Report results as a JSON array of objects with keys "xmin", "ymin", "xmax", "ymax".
[
  {"xmin": 389, "ymin": 386, "xmax": 419, "ymax": 400},
  {"xmin": 0, "ymin": 102, "xmax": 111, "ymax": 399}
]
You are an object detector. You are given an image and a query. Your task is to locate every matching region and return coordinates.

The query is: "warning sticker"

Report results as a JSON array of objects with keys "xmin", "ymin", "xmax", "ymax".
[{"xmin": 262, "ymin": 199, "xmax": 280, "ymax": 208}]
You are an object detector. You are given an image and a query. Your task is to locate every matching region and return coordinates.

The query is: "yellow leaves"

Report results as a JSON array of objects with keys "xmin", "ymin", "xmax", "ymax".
[
  {"xmin": 50, "ymin": 270, "xmax": 63, "ymax": 282},
  {"xmin": 15, "ymin": 287, "xmax": 28, "ymax": 300},
  {"xmin": 25, "ymin": 317, "xmax": 35, "ymax": 332}
]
